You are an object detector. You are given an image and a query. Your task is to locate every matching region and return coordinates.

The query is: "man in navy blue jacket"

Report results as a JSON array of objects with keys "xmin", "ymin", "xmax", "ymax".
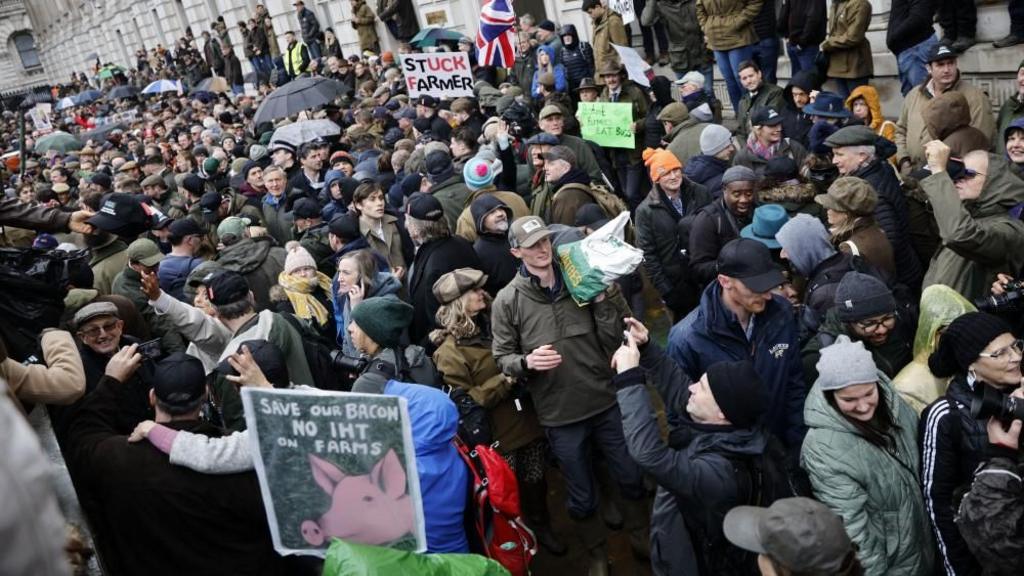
[{"xmin": 668, "ymin": 238, "xmax": 807, "ymax": 448}]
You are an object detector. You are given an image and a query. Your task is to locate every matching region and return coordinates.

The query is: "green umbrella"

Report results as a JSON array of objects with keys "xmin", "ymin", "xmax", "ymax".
[
  {"xmin": 34, "ymin": 131, "xmax": 84, "ymax": 154},
  {"xmin": 408, "ymin": 26, "xmax": 468, "ymax": 48},
  {"xmin": 98, "ymin": 65, "xmax": 125, "ymax": 80}
]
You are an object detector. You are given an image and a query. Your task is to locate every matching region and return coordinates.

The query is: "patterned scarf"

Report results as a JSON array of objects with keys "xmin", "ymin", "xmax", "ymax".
[
  {"xmin": 747, "ymin": 132, "xmax": 781, "ymax": 162},
  {"xmin": 277, "ymin": 271, "xmax": 333, "ymax": 326}
]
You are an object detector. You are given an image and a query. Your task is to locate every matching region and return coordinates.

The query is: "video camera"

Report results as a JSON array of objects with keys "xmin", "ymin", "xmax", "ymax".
[{"xmin": 971, "ymin": 384, "xmax": 1024, "ymax": 424}]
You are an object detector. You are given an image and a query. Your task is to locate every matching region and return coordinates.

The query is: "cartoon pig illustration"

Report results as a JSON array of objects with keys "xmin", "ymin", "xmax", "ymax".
[{"xmin": 300, "ymin": 449, "xmax": 415, "ymax": 547}]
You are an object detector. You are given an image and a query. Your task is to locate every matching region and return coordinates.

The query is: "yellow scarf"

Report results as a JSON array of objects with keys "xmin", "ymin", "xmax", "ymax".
[{"xmin": 277, "ymin": 271, "xmax": 333, "ymax": 326}]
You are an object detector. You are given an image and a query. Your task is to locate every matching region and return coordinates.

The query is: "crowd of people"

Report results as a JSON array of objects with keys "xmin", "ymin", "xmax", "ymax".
[{"xmin": 4, "ymin": 0, "xmax": 1024, "ymax": 575}]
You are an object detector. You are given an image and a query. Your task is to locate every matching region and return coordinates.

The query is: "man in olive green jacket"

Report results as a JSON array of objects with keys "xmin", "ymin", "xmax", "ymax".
[
  {"xmin": 584, "ymin": 0, "xmax": 629, "ymax": 81},
  {"xmin": 661, "ymin": 102, "xmax": 710, "ymax": 165},
  {"xmin": 920, "ymin": 141, "xmax": 1024, "ymax": 302}
]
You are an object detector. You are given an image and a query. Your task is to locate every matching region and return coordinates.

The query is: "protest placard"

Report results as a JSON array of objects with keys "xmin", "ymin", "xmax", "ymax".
[
  {"xmin": 577, "ymin": 102, "xmax": 635, "ymax": 148},
  {"xmin": 241, "ymin": 387, "xmax": 426, "ymax": 557},
  {"xmin": 30, "ymin": 104, "xmax": 53, "ymax": 134},
  {"xmin": 608, "ymin": 0, "xmax": 636, "ymax": 25},
  {"xmin": 400, "ymin": 52, "xmax": 475, "ymax": 98},
  {"xmin": 611, "ymin": 43, "xmax": 652, "ymax": 88}
]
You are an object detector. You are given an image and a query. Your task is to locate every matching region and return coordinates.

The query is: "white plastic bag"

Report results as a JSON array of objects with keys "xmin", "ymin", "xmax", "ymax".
[{"xmin": 556, "ymin": 211, "xmax": 644, "ymax": 305}]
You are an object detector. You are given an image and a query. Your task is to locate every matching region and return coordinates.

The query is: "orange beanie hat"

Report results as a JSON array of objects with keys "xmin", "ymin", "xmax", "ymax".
[{"xmin": 642, "ymin": 148, "xmax": 682, "ymax": 183}]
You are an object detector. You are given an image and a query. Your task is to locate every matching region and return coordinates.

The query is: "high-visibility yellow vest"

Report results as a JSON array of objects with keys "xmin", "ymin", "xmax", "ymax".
[{"xmin": 286, "ymin": 41, "xmax": 307, "ymax": 75}]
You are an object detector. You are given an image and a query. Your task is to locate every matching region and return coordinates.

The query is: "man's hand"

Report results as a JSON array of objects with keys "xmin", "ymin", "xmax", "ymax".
[
  {"xmin": 127, "ymin": 420, "xmax": 157, "ymax": 443},
  {"xmin": 68, "ymin": 210, "xmax": 96, "ymax": 235},
  {"xmin": 105, "ymin": 343, "xmax": 142, "ymax": 382},
  {"xmin": 525, "ymin": 344, "xmax": 562, "ymax": 371},
  {"xmin": 140, "ymin": 270, "xmax": 162, "ymax": 301},
  {"xmin": 225, "ymin": 345, "xmax": 273, "ymax": 388},
  {"xmin": 992, "ymin": 273, "xmax": 1015, "ymax": 296},
  {"xmin": 623, "ymin": 317, "xmax": 649, "ymax": 346},
  {"xmin": 611, "ymin": 331, "xmax": 640, "ymax": 374},
  {"xmin": 925, "ymin": 140, "xmax": 951, "ymax": 174}
]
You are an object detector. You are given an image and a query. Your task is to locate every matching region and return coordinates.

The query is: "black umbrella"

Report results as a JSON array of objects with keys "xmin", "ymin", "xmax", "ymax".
[
  {"xmin": 253, "ymin": 76, "xmax": 350, "ymax": 125},
  {"xmin": 107, "ymin": 85, "xmax": 140, "ymax": 100}
]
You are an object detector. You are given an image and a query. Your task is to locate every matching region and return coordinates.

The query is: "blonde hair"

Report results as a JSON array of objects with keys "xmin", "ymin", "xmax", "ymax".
[{"xmin": 429, "ymin": 290, "xmax": 492, "ymax": 346}]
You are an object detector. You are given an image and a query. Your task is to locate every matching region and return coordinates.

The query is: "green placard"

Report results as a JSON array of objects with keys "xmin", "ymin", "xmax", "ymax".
[
  {"xmin": 241, "ymin": 387, "xmax": 426, "ymax": 557},
  {"xmin": 577, "ymin": 102, "xmax": 635, "ymax": 148}
]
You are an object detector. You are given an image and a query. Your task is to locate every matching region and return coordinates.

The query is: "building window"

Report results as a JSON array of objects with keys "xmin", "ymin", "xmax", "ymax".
[{"xmin": 12, "ymin": 32, "xmax": 41, "ymax": 71}]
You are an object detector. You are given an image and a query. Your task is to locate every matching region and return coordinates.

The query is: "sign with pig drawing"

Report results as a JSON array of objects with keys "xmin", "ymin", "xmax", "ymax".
[{"xmin": 241, "ymin": 387, "xmax": 426, "ymax": 556}]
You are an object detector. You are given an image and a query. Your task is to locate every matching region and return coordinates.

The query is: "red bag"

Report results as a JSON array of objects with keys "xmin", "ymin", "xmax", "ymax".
[{"xmin": 455, "ymin": 438, "xmax": 537, "ymax": 576}]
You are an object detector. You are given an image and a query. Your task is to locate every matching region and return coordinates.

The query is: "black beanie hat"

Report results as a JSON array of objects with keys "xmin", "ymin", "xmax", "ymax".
[
  {"xmin": 705, "ymin": 360, "xmax": 764, "ymax": 428},
  {"xmin": 928, "ymin": 312, "xmax": 1013, "ymax": 378}
]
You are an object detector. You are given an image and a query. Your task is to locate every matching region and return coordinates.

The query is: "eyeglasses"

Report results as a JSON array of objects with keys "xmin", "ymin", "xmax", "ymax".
[
  {"xmin": 855, "ymin": 313, "xmax": 896, "ymax": 333},
  {"xmin": 977, "ymin": 339, "xmax": 1024, "ymax": 362},
  {"xmin": 78, "ymin": 319, "xmax": 119, "ymax": 339}
]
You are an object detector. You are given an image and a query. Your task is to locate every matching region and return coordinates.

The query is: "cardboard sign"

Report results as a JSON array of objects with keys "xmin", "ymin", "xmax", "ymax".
[
  {"xmin": 608, "ymin": 0, "xmax": 636, "ymax": 25},
  {"xmin": 577, "ymin": 102, "xmax": 635, "ymax": 148},
  {"xmin": 611, "ymin": 44, "xmax": 652, "ymax": 88},
  {"xmin": 241, "ymin": 388, "xmax": 426, "ymax": 557},
  {"xmin": 400, "ymin": 52, "xmax": 475, "ymax": 98}
]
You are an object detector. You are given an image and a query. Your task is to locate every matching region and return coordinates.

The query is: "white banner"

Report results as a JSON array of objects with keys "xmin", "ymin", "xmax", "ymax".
[
  {"xmin": 612, "ymin": 44, "xmax": 652, "ymax": 87},
  {"xmin": 399, "ymin": 52, "xmax": 475, "ymax": 99},
  {"xmin": 608, "ymin": 0, "xmax": 636, "ymax": 25}
]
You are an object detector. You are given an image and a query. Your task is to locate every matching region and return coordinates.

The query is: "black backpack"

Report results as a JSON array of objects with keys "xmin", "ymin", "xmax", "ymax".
[{"xmin": 278, "ymin": 312, "xmax": 350, "ymax": 391}]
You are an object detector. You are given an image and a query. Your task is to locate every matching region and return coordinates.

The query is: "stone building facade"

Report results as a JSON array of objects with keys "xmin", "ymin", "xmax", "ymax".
[
  {"xmin": 0, "ymin": 0, "xmax": 46, "ymax": 95},
  {"xmin": 6, "ymin": 0, "xmax": 1024, "ymax": 117}
]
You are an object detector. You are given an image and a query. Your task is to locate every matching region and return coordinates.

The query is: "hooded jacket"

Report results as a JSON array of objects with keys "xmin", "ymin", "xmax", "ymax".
[
  {"xmin": 922, "ymin": 91, "xmax": 992, "ymax": 158},
  {"xmin": 893, "ymin": 285, "xmax": 975, "ymax": 414},
  {"xmin": 668, "ymin": 281, "xmax": 807, "ymax": 447},
  {"xmin": 846, "ymin": 85, "xmax": 896, "ymax": 142},
  {"xmin": 921, "ymin": 154, "xmax": 1024, "ymax": 302},
  {"xmin": 995, "ymin": 86, "xmax": 1024, "ymax": 156},
  {"xmin": 896, "ymin": 75, "xmax": 996, "ymax": 168},
  {"xmin": 491, "ymin": 269, "xmax": 630, "ymax": 427},
  {"xmin": 821, "ymin": 0, "xmax": 873, "ymax": 80},
  {"xmin": 383, "ymin": 380, "xmax": 469, "ymax": 553},
  {"xmin": 455, "ymin": 185, "xmax": 530, "ymax": 243},
  {"xmin": 696, "ymin": 0, "xmax": 763, "ymax": 51},
  {"xmin": 616, "ymin": 343, "xmax": 768, "ymax": 575},
  {"xmin": 559, "ymin": 25, "xmax": 594, "ymax": 86},
  {"xmin": 642, "ymin": 0, "xmax": 708, "ymax": 73},
  {"xmin": 470, "ymin": 196, "xmax": 519, "ymax": 296},
  {"xmin": 801, "ymin": 374, "xmax": 934, "ymax": 576},
  {"xmin": 215, "ymin": 236, "xmax": 287, "ymax": 311},
  {"xmin": 780, "ymin": 71, "xmax": 818, "ymax": 147},
  {"xmin": 531, "ymin": 45, "xmax": 568, "ymax": 99}
]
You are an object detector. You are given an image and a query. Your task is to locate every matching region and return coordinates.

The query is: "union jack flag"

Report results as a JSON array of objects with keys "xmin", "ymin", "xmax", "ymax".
[{"xmin": 476, "ymin": 0, "xmax": 517, "ymax": 67}]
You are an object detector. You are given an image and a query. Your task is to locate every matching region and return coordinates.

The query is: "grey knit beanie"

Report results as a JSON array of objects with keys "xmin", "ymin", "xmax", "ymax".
[
  {"xmin": 816, "ymin": 335, "xmax": 879, "ymax": 391},
  {"xmin": 700, "ymin": 124, "xmax": 734, "ymax": 156},
  {"xmin": 834, "ymin": 272, "xmax": 895, "ymax": 322}
]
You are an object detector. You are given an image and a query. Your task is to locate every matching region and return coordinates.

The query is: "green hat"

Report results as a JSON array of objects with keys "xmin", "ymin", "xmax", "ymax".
[
  {"xmin": 217, "ymin": 216, "xmax": 251, "ymax": 240},
  {"xmin": 202, "ymin": 156, "xmax": 221, "ymax": 175},
  {"xmin": 184, "ymin": 260, "xmax": 222, "ymax": 300},
  {"xmin": 824, "ymin": 125, "xmax": 877, "ymax": 148},
  {"xmin": 350, "ymin": 296, "xmax": 413, "ymax": 349},
  {"xmin": 127, "ymin": 238, "xmax": 164, "ymax": 267}
]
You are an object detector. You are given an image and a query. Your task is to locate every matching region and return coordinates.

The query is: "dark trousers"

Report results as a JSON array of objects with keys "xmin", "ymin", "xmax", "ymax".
[
  {"xmin": 937, "ymin": 0, "xmax": 977, "ymax": 39},
  {"xmin": 1011, "ymin": 0, "xmax": 1024, "ymax": 35},
  {"xmin": 544, "ymin": 405, "xmax": 645, "ymax": 519},
  {"xmin": 633, "ymin": 0, "xmax": 669, "ymax": 59}
]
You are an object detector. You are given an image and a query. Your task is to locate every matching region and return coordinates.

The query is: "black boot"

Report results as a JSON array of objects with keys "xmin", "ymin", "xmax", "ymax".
[
  {"xmin": 519, "ymin": 479, "xmax": 567, "ymax": 556},
  {"xmin": 572, "ymin": 513, "xmax": 610, "ymax": 576},
  {"xmin": 951, "ymin": 36, "xmax": 976, "ymax": 52},
  {"xmin": 994, "ymin": 33, "xmax": 1024, "ymax": 48}
]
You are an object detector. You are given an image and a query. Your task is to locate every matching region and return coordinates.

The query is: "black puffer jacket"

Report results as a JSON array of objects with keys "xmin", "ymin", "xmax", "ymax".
[
  {"xmin": 851, "ymin": 157, "xmax": 923, "ymax": 291},
  {"xmin": 919, "ymin": 375, "xmax": 989, "ymax": 576},
  {"xmin": 559, "ymin": 24, "xmax": 594, "ymax": 88}
]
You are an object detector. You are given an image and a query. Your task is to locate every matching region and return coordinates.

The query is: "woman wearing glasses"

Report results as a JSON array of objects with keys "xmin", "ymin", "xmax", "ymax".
[
  {"xmin": 920, "ymin": 312, "xmax": 1023, "ymax": 576},
  {"xmin": 801, "ymin": 272, "xmax": 914, "ymax": 385}
]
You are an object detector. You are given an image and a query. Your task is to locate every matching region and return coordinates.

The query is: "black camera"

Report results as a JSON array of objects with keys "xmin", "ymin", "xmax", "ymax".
[
  {"xmin": 970, "ymin": 383, "xmax": 1024, "ymax": 424},
  {"xmin": 975, "ymin": 280, "xmax": 1024, "ymax": 312},
  {"xmin": 329, "ymin": 350, "xmax": 367, "ymax": 375}
]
